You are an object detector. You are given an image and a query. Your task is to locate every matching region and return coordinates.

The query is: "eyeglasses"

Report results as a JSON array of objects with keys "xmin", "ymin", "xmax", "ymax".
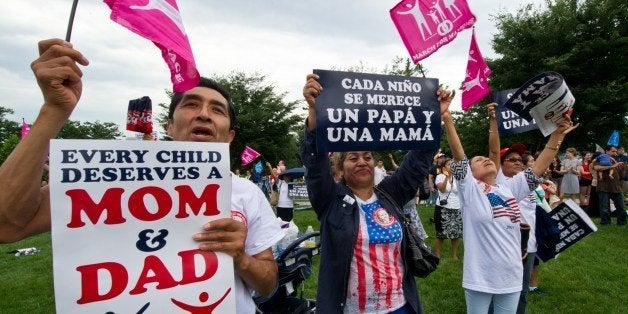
[{"xmin": 505, "ymin": 157, "xmax": 523, "ymax": 163}]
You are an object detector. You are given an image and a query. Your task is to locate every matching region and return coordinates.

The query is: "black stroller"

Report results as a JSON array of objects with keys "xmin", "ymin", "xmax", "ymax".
[{"xmin": 255, "ymin": 231, "xmax": 321, "ymax": 313}]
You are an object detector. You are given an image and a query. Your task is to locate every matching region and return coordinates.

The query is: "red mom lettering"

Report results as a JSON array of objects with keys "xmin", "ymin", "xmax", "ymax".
[{"xmin": 65, "ymin": 184, "xmax": 220, "ymax": 228}]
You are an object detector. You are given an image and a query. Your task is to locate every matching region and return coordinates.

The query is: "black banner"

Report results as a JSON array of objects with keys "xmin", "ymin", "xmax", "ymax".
[
  {"xmin": 288, "ymin": 182, "xmax": 308, "ymax": 198},
  {"xmin": 313, "ymin": 70, "xmax": 440, "ymax": 153},
  {"xmin": 493, "ymin": 89, "xmax": 539, "ymax": 136},
  {"xmin": 537, "ymin": 200, "xmax": 597, "ymax": 261}
]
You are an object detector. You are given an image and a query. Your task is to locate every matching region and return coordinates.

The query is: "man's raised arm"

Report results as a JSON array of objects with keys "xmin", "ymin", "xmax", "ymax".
[{"xmin": 0, "ymin": 38, "xmax": 88, "ymax": 242}]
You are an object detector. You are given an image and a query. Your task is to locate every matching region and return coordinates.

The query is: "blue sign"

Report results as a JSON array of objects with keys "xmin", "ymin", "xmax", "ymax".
[
  {"xmin": 494, "ymin": 89, "xmax": 539, "ymax": 136},
  {"xmin": 313, "ymin": 69, "xmax": 440, "ymax": 153}
]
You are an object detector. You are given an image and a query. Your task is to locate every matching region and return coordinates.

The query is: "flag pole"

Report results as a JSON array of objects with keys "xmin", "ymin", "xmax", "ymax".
[{"xmin": 65, "ymin": 0, "xmax": 80, "ymax": 42}]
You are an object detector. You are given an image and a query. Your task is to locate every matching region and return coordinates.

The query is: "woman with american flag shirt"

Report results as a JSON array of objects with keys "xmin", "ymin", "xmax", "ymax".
[
  {"xmin": 440, "ymin": 92, "xmax": 578, "ymax": 313},
  {"xmin": 299, "ymin": 74, "xmax": 452, "ymax": 313}
]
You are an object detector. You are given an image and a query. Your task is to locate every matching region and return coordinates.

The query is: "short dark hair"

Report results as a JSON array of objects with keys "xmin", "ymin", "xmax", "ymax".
[
  {"xmin": 605, "ymin": 145, "xmax": 617, "ymax": 152},
  {"xmin": 168, "ymin": 77, "xmax": 236, "ymax": 130}
]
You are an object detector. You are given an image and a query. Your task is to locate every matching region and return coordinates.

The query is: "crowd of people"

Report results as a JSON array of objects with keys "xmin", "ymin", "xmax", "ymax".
[{"xmin": 0, "ymin": 38, "xmax": 625, "ymax": 314}]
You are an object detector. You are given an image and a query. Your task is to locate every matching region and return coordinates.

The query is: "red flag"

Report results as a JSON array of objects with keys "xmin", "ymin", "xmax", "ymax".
[
  {"xmin": 126, "ymin": 96, "xmax": 153, "ymax": 134},
  {"xmin": 21, "ymin": 119, "xmax": 30, "ymax": 139},
  {"xmin": 240, "ymin": 146, "xmax": 261, "ymax": 167},
  {"xmin": 104, "ymin": 0, "xmax": 200, "ymax": 92},
  {"xmin": 461, "ymin": 29, "xmax": 491, "ymax": 111}
]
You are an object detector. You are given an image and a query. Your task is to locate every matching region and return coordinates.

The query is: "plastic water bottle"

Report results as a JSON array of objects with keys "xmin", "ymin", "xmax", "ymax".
[{"xmin": 304, "ymin": 225, "xmax": 316, "ymax": 248}]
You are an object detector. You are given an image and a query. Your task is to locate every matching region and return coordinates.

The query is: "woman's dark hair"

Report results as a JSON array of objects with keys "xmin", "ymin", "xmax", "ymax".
[
  {"xmin": 521, "ymin": 152, "xmax": 534, "ymax": 166},
  {"xmin": 168, "ymin": 77, "xmax": 236, "ymax": 130}
]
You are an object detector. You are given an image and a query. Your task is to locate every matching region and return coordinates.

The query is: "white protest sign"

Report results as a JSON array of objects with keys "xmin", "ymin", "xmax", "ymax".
[{"xmin": 49, "ymin": 140, "xmax": 235, "ymax": 313}]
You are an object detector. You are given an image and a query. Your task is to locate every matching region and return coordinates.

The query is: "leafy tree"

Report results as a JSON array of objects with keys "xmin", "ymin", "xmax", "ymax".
[
  {"xmin": 0, "ymin": 107, "xmax": 20, "ymax": 143},
  {"xmin": 156, "ymin": 73, "xmax": 304, "ymax": 171},
  {"xmin": 57, "ymin": 120, "xmax": 122, "ymax": 139},
  {"xmin": 0, "ymin": 134, "xmax": 19, "ymax": 166},
  {"xmin": 489, "ymin": 0, "xmax": 628, "ymax": 152}
]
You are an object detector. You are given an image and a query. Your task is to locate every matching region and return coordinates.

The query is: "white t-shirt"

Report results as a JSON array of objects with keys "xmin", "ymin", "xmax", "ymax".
[
  {"xmin": 277, "ymin": 179, "xmax": 294, "ymax": 208},
  {"xmin": 230, "ymin": 174, "xmax": 286, "ymax": 313},
  {"xmin": 435, "ymin": 173, "xmax": 461, "ymax": 209},
  {"xmin": 452, "ymin": 158, "xmax": 531, "ymax": 294},
  {"xmin": 374, "ymin": 166, "xmax": 387, "ymax": 185},
  {"xmin": 497, "ymin": 169, "xmax": 537, "ymax": 253}
]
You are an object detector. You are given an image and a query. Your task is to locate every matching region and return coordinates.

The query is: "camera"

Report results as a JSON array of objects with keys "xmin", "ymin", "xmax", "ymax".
[{"xmin": 439, "ymin": 199, "xmax": 448, "ymax": 206}]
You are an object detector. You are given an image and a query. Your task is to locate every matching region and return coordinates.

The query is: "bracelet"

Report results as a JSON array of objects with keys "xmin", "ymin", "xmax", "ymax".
[
  {"xmin": 545, "ymin": 145, "xmax": 559, "ymax": 151},
  {"xmin": 489, "ymin": 130, "xmax": 497, "ymax": 133}
]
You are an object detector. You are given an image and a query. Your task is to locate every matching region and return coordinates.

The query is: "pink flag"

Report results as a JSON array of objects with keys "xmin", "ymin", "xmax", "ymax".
[
  {"xmin": 104, "ymin": 0, "xmax": 200, "ymax": 92},
  {"xmin": 461, "ymin": 29, "xmax": 491, "ymax": 111},
  {"xmin": 21, "ymin": 119, "xmax": 30, "ymax": 139},
  {"xmin": 241, "ymin": 146, "xmax": 261, "ymax": 167},
  {"xmin": 390, "ymin": 0, "xmax": 476, "ymax": 63}
]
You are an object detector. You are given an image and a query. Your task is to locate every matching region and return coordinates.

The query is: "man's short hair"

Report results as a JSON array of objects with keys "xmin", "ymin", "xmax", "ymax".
[{"xmin": 168, "ymin": 77, "xmax": 236, "ymax": 130}]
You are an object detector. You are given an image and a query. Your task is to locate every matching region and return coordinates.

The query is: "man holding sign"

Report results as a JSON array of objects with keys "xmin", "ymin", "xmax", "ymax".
[{"xmin": 0, "ymin": 39, "xmax": 283, "ymax": 313}]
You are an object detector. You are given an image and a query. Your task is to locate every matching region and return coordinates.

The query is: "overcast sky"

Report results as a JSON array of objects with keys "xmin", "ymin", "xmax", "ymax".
[{"xmin": 0, "ymin": 0, "xmax": 544, "ymax": 137}]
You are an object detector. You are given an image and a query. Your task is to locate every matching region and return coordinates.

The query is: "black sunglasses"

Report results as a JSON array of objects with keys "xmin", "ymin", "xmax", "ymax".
[{"xmin": 505, "ymin": 157, "xmax": 523, "ymax": 163}]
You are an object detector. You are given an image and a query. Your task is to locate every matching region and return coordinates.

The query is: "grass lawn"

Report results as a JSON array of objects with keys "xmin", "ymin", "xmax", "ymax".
[{"xmin": 0, "ymin": 205, "xmax": 626, "ymax": 313}]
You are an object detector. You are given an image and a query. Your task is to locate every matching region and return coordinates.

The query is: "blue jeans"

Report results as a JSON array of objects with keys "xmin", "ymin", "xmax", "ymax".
[
  {"xmin": 426, "ymin": 190, "xmax": 438, "ymax": 205},
  {"xmin": 465, "ymin": 289, "xmax": 520, "ymax": 314},
  {"xmin": 517, "ymin": 252, "xmax": 536, "ymax": 314},
  {"xmin": 598, "ymin": 191, "xmax": 626, "ymax": 225}
]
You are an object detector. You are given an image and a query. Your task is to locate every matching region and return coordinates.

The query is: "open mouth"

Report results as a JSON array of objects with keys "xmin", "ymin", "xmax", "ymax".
[{"xmin": 191, "ymin": 126, "xmax": 214, "ymax": 139}]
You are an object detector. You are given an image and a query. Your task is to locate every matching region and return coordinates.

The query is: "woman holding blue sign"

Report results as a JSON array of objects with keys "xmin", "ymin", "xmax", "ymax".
[
  {"xmin": 299, "ymin": 73, "xmax": 446, "ymax": 313},
  {"xmin": 440, "ymin": 93, "xmax": 578, "ymax": 314}
]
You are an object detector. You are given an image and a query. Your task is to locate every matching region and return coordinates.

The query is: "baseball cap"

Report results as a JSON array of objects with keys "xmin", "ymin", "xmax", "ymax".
[{"xmin": 500, "ymin": 143, "xmax": 527, "ymax": 158}]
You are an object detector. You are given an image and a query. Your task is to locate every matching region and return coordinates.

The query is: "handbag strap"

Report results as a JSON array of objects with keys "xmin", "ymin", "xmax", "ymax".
[
  {"xmin": 373, "ymin": 186, "xmax": 425, "ymax": 250},
  {"xmin": 441, "ymin": 174, "xmax": 453, "ymax": 201}
]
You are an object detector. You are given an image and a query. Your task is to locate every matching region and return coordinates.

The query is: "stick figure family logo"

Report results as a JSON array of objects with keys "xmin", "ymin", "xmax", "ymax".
[
  {"xmin": 395, "ymin": 0, "xmax": 465, "ymax": 39},
  {"xmin": 390, "ymin": 0, "xmax": 476, "ymax": 63},
  {"xmin": 129, "ymin": 0, "xmax": 187, "ymax": 35}
]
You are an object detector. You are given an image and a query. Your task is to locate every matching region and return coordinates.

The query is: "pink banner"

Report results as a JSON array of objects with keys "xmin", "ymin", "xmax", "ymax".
[
  {"xmin": 240, "ymin": 146, "xmax": 261, "ymax": 167},
  {"xmin": 390, "ymin": 0, "xmax": 476, "ymax": 63},
  {"xmin": 461, "ymin": 29, "xmax": 491, "ymax": 111},
  {"xmin": 21, "ymin": 119, "xmax": 30, "ymax": 139},
  {"xmin": 104, "ymin": 0, "xmax": 200, "ymax": 92}
]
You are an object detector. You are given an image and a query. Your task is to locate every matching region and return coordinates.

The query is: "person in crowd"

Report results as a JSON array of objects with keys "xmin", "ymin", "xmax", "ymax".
[
  {"xmin": 549, "ymin": 155, "xmax": 563, "ymax": 196},
  {"xmin": 587, "ymin": 154, "xmax": 602, "ymax": 217},
  {"xmin": 0, "ymin": 38, "xmax": 284, "ymax": 313},
  {"xmin": 560, "ymin": 147, "xmax": 581, "ymax": 202},
  {"xmin": 300, "ymin": 73, "xmax": 442, "ymax": 313},
  {"xmin": 390, "ymin": 153, "xmax": 429, "ymax": 241},
  {"xmin": 594, "ymin": 151, "xmax": 616, "ymax": 180},
  {"xmin": 578, "ymin": 152, "xmax": 593, "ymax": 206},
  {"xmin": 616, "ymin": 146, "xmax": 628, "ymax": 201},
  {"xmin": 276, "ymin": 172, "xmax": 295, "ymax": 222},
  {"xmin": 277, "ymin": 160, "xmax": 286, "ymax": 173},
  {"xmin": 442, "ymin": 96, "xmax": 577, "ymax": 313},
  {"xmin": 374, "ymin": 159, "xmax": 388, "ymax": 185},
  {"xmin": 487, "ymin": 101, "xmax": 539, "ymax": 314},
  {"xmin": 594, "ymin": 145, "xmax": 626, "ymax": 225},
  {"xmin": 434, "ymin": 157, "xmax": 462, "ymax": 260},
  {"xmin": 250, "ymin": 166, "xmax": 263, "ymax": 190},
  {"xmin": 427, "ymin": 152, "xmax": 446, "ymax": 206}
]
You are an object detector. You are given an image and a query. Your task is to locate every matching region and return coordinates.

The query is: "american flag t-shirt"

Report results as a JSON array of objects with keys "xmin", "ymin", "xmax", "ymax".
[
  {"xmin": 484, "ymin": 190, "xmax": 522, "ymax": 223},
  {"xmin": 345, "ymin": 197, "xmax": 405, "ymax": 313}
]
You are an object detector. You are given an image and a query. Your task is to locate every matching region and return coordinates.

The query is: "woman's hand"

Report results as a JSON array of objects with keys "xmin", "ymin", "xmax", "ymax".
[
  {"xmin": 303, "ymin": 74, "xmax": 322, "ymax": 109},
  {"xmin": 437, "ymin": 86, "xmax": 455, "ymax": 117},
  {"xmin": 487, "ymin": 102, "xmax": 497, "ymax": 120}
]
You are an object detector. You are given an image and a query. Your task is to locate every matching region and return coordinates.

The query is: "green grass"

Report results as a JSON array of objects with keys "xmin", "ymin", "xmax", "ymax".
[{"xmin": 1, "ymin": 205, "xmax": 626, "ymax": 313}]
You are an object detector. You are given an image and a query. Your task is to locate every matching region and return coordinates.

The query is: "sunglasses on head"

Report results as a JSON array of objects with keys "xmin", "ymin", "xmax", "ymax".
[{"xmin": 505, "ymin": 157, "xmax": 523, "ymax": 163}]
